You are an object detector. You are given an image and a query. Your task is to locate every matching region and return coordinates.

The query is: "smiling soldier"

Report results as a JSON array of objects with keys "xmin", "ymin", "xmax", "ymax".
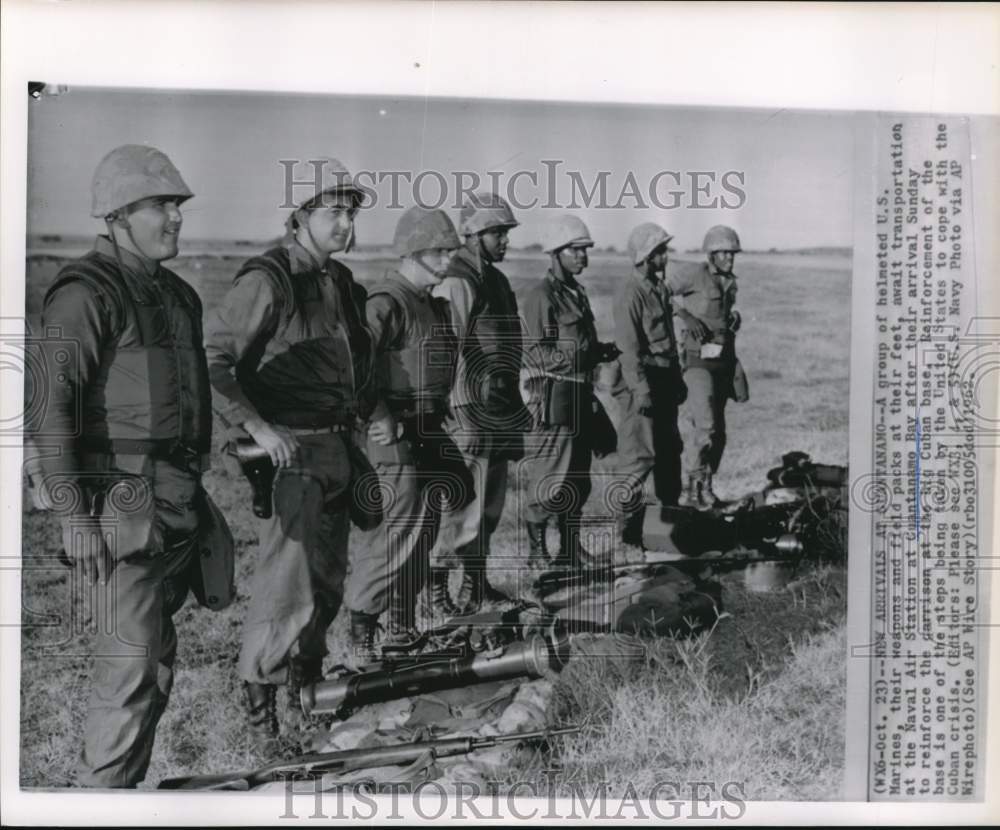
[
  {"xmin": 27, "ymin": 145, "xmax": 234, "ymax": 787},
  {"xmin": 203, "ymin": 158, "xmax": 371, "ymax": 754}
]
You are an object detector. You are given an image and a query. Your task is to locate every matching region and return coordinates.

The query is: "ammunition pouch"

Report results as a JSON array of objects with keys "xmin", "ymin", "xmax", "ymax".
[
  {"xmin": 533, "ymin": 377, "xmax": 590, "ymax": 430},
  {"xmin": 226, "ymin": 438, "xmax": 277, "ymax": 519}
]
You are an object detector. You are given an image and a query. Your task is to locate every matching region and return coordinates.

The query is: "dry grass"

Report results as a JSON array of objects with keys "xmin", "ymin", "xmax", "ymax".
[{"xmin": 19, "ymin": 248, "xmax": 850, "ymax": 794}]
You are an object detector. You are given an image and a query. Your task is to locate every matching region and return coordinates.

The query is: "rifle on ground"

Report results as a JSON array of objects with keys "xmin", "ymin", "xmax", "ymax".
[{"xmin": 158, "ymin": 724, "xmax": 580, "ymax": 791}]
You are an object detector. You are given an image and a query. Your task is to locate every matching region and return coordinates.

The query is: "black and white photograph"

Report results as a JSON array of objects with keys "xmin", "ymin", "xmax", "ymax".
[{"xmin": 2, "ymin": 2, "xmax": 997, "ymax": 825}]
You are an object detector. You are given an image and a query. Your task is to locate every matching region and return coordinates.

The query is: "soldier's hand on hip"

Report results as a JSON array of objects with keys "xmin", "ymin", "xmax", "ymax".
[
  {"xmin": 728, "ymin": 310, "xmax": 742, "ymax": 332},
  {"xmin": 61, "ymin": 516, "xmax": 111, "ymax": 585},
  {"xmin": 368, "ymin": 413, "xmax": 401, "ymax": 446},
  {"xmin": 245, "ymin": 420, "xmax": 300, "ymax": 468},
  {"xmin": 680, "ymin": 311, "xmax": 711, "ymax": 343}
]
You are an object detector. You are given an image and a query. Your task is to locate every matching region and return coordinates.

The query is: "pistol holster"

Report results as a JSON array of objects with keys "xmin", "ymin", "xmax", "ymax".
[{"xmin": 227, "ymin": 438, "xmax": 276, "ymax": 519}]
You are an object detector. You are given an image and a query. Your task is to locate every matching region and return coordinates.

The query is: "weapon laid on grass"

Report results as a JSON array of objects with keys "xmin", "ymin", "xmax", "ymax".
[
  {"xmin": 301, "ymin": 609, "xmax": 569, "ymax": 718},
  {"xmin": 158, "ymin": 724, "xmax": 580, "ymax": 791}
]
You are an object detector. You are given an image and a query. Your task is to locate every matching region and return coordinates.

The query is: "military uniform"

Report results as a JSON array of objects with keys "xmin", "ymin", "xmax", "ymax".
[
  {"xmin": 204, "ymin": 241, "xmax": 370, "ymax": 686},
  {"xmin": 344, "ymin": 271, "xmax": 462, "ymax": 623},
  {"xmin": 431, "ymin": 245, "xmax": 526, "ymax": 590},
  {"xmin": 668, "ymin": 260, "xmax": 739, "ymax": 479},
  {"xmin": 30, "ymin": 235, "xmax": 234, "ymax": 787},
  {"xmin": 520, "ymin": 270, "xmax": 601, "ymax": 539},
  {"xmin": 613, "ymin": 268, "xmax": 685, "ymax": 538}
]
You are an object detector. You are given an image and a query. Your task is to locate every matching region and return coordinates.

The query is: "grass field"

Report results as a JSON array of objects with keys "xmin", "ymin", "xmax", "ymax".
[{"xmin": 19, "ymin": 246, "xmax": 851, "ymax": 797}]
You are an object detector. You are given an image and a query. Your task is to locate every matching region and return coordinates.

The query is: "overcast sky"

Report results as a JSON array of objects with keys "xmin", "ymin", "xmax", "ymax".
[{"xmin": 27, "ymin": 87, "xmax": 855, "ymax": 251}]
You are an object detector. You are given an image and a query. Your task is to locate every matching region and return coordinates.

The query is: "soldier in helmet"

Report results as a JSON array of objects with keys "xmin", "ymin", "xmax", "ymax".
[
  {"xmin": 26, "ymin": 145, "xmax": 234, "ymax": 786},
  {"xmin": 430, "ymin": 192, "xmax": 531, "ymax": 612},
  {"xmin": 521, "ymin": 215, "xmax": 620, "ymax": 569},
  {"xmin": 613, "ymin": 222, "xmax": 686, "ymax": 547},
  {"xmin": 344, "ymin": 207, "xmax": 467, "ymax": 658},
  {"xmin": 203, "ymin": 158, "xmax": 371, "ymax": 753},
  {"xmin": 669, "ymin": 225, "xmax": 749, "ymax": 509}
]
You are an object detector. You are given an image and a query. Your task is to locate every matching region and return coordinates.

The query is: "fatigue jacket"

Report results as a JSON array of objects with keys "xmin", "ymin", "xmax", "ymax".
[
  {"xmin": 667, "ymin": 261, "xmax": 738, "ymax": 368},
  {"xmin": 521, "ymin": 270, "xmax": 599, "ymax": 383},
  {"xmin": 204, "ymin": 241, "xmax": 370, "ymax": 430},
  {"xmin": 613, "ymin": 269, "xmax": 679, "ymax": 398}
]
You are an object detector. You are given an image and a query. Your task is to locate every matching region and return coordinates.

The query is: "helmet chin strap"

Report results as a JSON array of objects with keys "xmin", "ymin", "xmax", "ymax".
[
  {"xmin": 550, "ymin": 250, "xmax": 571, "ymax": 282},
  {"xmin": 105, "ymin": 214, "xmax": 156, "ymax": 272}
]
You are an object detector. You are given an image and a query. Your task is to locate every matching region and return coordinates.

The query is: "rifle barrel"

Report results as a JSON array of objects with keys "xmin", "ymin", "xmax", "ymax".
[{"xmin": 158, "ymin": 725, "xmax": 579, "ymax": 790}]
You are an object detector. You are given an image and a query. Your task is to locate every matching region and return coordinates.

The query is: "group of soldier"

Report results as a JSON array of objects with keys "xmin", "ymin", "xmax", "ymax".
[{"xmin": 27, "ymin": 145, "xmax": 747, "ymax": 788}]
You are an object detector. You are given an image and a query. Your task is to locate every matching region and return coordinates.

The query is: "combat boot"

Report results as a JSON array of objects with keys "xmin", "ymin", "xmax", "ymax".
[
  {"xmin": 348, "ymin": 610, "xmax": 379, "ymax": 667},
  {"xmin": 287, "ymin": 656, "xmax": 322, "ymax": 716},
  {"xmin": 462, "ymin": 569, "xmax": 514, "ymax": 613},
  {"xmin": 430, "ymin": 568, "xmax": 460, "ymax": 620},
  {"xmin": 621, "ymin": 502, "xmax": 646, "ymax": 549},
  {"xmin": 677, "ymin": 475, "xmax": 700, "ymax": 509},
  {"xmin": 525, "ymin": 521, "xmax": 549, "ymax": 568},
  {"xmin": 383, "ymin": 584, "xmax": 422, "ymax": 655},
  {"xmin": 552, "ymin": 516, "xmax": 590, "ymax": 570},
  {"xmin": 244, "ymin": 682, "xmax": 280, "ymax": 757},
  {"xmin": 701, "ymin": 473, "xmax": 722, "ymax": 510}
]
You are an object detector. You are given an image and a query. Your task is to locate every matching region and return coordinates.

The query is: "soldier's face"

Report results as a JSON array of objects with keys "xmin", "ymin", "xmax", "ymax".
[
  {"xmin": 121, "ymin": 196, "xmax": 184, "ymax": 261},
  {"xmin": 557, "ymin": 245, "xmax": 589, "ymax": 275},
  {"xmin": 710, "ymin": 250, "xmax": 736, "ymax": 273},
  {"xmin": 648, "ymin": 244, "xmax": 669, "ymax": 272},
  {"xmin": 414, "ymin": 247, "xmax": 455, "ymax": 286},
  {"xmin": 479, "ymin": 227, "xmax": 510, "ymax": 262},
  {"xmin": 305, "ymin": 194, "xmax": 358, "ymax": 254}
]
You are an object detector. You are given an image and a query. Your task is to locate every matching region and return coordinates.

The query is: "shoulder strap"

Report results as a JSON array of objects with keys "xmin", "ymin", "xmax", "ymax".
[
  {"xmin": 45, "ymin": 254, "xmax": 130, "ymax": 338},
  {"xmin": 234, "ymin": 247, "xmax": 295, "ymax": 323}
]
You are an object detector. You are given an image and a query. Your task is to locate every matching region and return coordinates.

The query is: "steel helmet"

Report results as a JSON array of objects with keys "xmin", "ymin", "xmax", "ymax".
[
  {"xmin": 627, "ymin": 222, "xmax": 673, "ymax": 265},
  {"xmin": 392, "ymin": 206, "xmax": 461, "ymax": 257},
  {"xmin": 459, "ymin": 192, "xmax": 519, "ymax": 235},
  {"xmin": 542, "ymin": 215, "xmax": 595, "ymax": 253},
  {"xmin": 702, "ymin": 225, "xmax": 742, "ymax": 254},
  {"xmin": 288, "ymin": 156, "xmax": 365, "ymax": 209},
  {"xmin": 90, "ymin": 145, "xmax": 193, "ymax": 218}
]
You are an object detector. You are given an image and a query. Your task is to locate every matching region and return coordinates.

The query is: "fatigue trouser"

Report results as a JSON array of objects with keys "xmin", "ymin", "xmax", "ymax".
[
  {"xmin": 345, "ymin": 419, "xmax": 467, "ymax": 617},
  {"xmin": 522, "ymin": 425, "xmax": 593, "ymax": 525},
  {"xmin": 238, "ymin": 434, "xmax": 351, "ymax": 685},
  {"xmin": 681, "ymin": 366, "xmax": 730, "ymax": 475},
  {"xmin": 79, "ymin": 460, "xmax": 201, "ymax": 788},
  {"xmin": 433, "ymin": 405, "xmax": 509, "ymax": 573},
  {"xmin": 616, "ymin": 366, "xmax": 684, "ymax": 510}
]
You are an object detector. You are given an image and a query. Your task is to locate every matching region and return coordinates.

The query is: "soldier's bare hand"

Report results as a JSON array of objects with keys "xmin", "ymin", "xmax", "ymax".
[
  {"xmin": 246, "ymin": 421, "xmax": 300, "ymax": 468},
  {"xmin": 61, "ymin": 516, "xmax": 111, "ymax": 585},
  {"xmin": 728, "ymin": 310, "xmax": 742, "ymax": 332},
  {"xmin": 368, "ymin": 413, "xmax": 400, "ymax": 446},
  {"xmin": 681, "ymin": 312, "xmax": 711, "ymax": 343}
]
